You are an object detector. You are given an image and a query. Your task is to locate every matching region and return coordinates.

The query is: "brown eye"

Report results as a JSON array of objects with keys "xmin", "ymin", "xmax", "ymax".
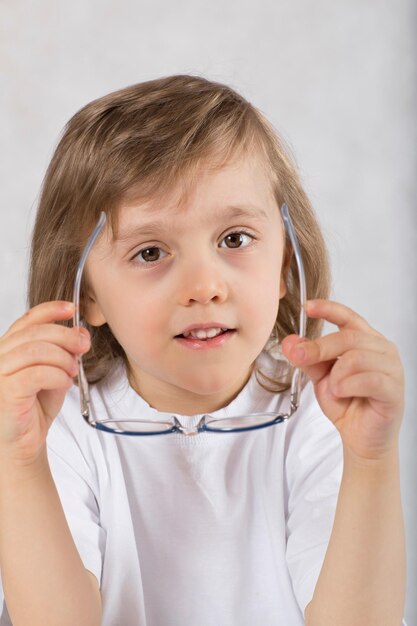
[
  {"xmin": 141, "ymin": 247, "xmax": 160, "ymax": 262},
  {"xmin": 133, "ymin": 246, "xmax": 167, "ymax": 265},
  {"xmin": 220, "ymin": 231, "xmax": 254, "ymax": 249}
]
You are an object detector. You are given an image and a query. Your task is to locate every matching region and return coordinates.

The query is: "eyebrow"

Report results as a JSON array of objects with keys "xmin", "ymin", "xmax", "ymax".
[{"xmin": 116, "ymin": 204, "xmax": 271, "ymax": 243}]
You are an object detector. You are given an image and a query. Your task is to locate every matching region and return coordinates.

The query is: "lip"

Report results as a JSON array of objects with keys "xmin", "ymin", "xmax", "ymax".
[
  {"xmin": 174, "ymin": 329, "xmax": 236, "ymax": 350},
  {"xmin": 176, "ymin": 322, "xmax": 233, "ymax": 336}
]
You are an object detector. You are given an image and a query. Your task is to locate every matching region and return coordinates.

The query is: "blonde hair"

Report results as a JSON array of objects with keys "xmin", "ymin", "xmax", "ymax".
[{"xmin": 28, "ymin": 74, "xmax": 331, "ymax": 393}]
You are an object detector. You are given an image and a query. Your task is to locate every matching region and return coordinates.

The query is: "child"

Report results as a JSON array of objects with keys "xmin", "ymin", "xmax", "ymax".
[{"xmin": 0, "ymin": 75, "xmax": 406, "ymax": 626}]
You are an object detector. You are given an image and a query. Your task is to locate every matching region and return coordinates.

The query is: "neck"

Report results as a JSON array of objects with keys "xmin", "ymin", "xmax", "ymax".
[{"xmin": 127, "ymin": 363, "xmax": 255, "ymax": 416}]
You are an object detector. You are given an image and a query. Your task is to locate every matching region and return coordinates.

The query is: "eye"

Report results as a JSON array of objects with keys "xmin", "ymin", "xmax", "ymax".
[
  {"xmin": 132, "ymin": 246, "xmax": 168, "ymax": 265},
  {"xmin": 131, "ymin": 230, "xmax": 256, "ymax": 267},
  {"xmin": 219, "ymin": 230, "xmax": 255, "ymax": 249}
]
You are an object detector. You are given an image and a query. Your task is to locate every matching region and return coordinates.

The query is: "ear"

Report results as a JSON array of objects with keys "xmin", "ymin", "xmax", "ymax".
[
  {"xmin": 279, "ymin": 246, "xmax": 293, "ymax": 299},
  {"xmin": 82, "ymin": 289, "xmax": 107, "ymax": 327}
]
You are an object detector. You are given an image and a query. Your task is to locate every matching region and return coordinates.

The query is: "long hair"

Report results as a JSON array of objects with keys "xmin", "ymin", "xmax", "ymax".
[{"xmin": 28, "ymin": 74, "xmax": 331, "ymax": 392}]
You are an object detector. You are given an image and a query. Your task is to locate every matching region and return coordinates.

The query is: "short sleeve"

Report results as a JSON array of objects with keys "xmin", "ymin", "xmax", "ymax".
[
  {"xmin": 46, "ymin": 417, "xmax": 106, "ymax": 586},
  {"xmin": 284, "ymin": 384, "xmax": 409, "ymax": 625},
  {"xmin": 284, "ymin": 382, "xmax": 343, "ymax": 616}
]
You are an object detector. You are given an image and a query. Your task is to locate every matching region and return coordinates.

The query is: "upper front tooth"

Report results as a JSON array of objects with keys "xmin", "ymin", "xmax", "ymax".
[{"xmin": 186, "ymin": 327, "xmax": 223, "ymax": 339}]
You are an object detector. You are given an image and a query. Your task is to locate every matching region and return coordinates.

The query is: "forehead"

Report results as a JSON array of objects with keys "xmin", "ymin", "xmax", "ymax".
[{"xmin": 112, "ymin": 153, "xmax": 278, "ymax": 238}]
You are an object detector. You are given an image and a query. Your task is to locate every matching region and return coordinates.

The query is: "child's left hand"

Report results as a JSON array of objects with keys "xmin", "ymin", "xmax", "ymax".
[{"xmin": 281, "ymin": 299, "xmax": 405, "ymax": 463}]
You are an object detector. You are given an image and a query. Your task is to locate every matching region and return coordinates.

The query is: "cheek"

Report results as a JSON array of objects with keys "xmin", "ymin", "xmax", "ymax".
[
  {"xmin": 245, "ymin": 281, "xmax": 280, "ymax": 328},
  {"xmin": 239, "ymin": 259, "xmax": 281, "ymax": 330},
  {"xmin": 95, "ymin": 277, "xmax": 169, "ymax": 349}
]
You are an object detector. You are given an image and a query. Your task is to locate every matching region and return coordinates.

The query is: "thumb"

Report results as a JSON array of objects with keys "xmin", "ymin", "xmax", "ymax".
[
  {"xmin": 281, "ymin": 335, "xmax": 332, "ymax": 386},
  {"xmin": 37, "ymin": 386, "xmax": 71, "ymax": 426}
]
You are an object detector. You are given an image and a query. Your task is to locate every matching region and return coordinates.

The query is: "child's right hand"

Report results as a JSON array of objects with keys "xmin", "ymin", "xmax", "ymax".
[{"xmin": 0, "ymin": 301, "xmax": 90, "ymax": 466}]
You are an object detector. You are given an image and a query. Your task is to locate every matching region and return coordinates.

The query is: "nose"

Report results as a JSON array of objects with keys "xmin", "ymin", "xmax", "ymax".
[{"xmin": 175, "ymin": 252, "xmax": 229, "ymax": 306}]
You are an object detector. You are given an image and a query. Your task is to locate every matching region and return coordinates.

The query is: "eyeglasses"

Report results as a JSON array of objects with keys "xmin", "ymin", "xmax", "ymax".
[{"xmin": 72, "ymin": 203, "xmax": 307, "ymax": 436}]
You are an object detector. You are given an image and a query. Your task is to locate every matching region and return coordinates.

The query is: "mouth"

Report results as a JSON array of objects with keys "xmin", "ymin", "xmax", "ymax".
[
  {"xmin": 175, "ymin": 329, "xmax": 232, "ymax": 339},
  {"xmin": 174, "ymin": 329, "xmax": 237, "ymax": 350}
]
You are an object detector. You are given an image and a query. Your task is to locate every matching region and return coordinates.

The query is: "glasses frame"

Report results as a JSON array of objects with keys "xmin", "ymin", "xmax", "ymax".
[{"xmin": 72, "ymin": 202, "xmax": 307, "ymax": 436}]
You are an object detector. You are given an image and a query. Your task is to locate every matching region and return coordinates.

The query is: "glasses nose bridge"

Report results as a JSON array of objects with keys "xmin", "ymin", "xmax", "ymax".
[{"xmin": 173, "ymin": 415, "xmax": 206, "ymax": 436}]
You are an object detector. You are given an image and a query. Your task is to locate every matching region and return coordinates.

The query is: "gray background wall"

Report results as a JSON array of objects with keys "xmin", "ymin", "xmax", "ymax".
[{"xmin": 1, "ymin": 1, "xmax": 416, "ymax": 622}]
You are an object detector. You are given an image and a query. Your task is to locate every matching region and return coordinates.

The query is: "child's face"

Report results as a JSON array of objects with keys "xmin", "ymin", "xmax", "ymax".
[{"xmin": 84, "ymin": 154, "xmax": 287, "ymax": 415}]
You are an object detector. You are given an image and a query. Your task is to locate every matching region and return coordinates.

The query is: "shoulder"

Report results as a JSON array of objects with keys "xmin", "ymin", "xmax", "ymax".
[
  {"xmin": 284, "ymin": 378, "xmax": 343, "ymax": 490},
  {"xmin": 289, "ymin": 378, "xmax": 340, "ymax": 442},
  {"xmin": 254, "ymin": 349, "xmax": 343, "ymax": 467},
  {"xmin": 50, "ymin": 358, "xmax": 128, "ymax": 438},
  {"xmin": 46, "ymin": 361, "xmax": 128, "ymax": 479}
]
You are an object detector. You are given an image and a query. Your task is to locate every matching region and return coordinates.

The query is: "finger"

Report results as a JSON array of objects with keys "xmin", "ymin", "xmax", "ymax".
[
  {"xmin": 0, "ymin": 323, "xmax": 90, "ymax": 358},
  {"xmin": 6, "ymin": 301, "xmax": 75, "ymax": 336},
  {"xmin": 5, "ymin": 366, "xmax": 74, "ymax": 400},
  {"xmin": 285, "ymin": 329, "xmax": 391, "ymax": 368},
  {"xmin": 0, "ymin": 341, "xmax": 80, "ymax": 378},
  {"xmin": 305, "ymin": 299, "xmax": 382, "ymax": 336},
  {"xmin": 332, "ymin": 371, "xmax": 401, "ymax": 407},
  {"xmin": 281, "ymin": 334, "xmax": 332, "ymax": 385},
  {"xmin": 329, "ymin": 349, "xmax": 404, "ymax": 390}
]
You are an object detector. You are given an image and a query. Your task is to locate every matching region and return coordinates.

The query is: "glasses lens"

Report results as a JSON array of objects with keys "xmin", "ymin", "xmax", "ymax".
[
  {"xmin": 94, "ymin": 419, "xmax": 175, "ymax": 434},
  {"xmin": 205, "ymin": 414, "xmax": 284, "ymax": 431}
]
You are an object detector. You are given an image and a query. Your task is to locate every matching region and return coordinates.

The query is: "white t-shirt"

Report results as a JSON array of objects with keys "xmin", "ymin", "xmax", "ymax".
[{"xmin": 1, "ymin": 350, "xmax": 344, "ymax": 626}]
